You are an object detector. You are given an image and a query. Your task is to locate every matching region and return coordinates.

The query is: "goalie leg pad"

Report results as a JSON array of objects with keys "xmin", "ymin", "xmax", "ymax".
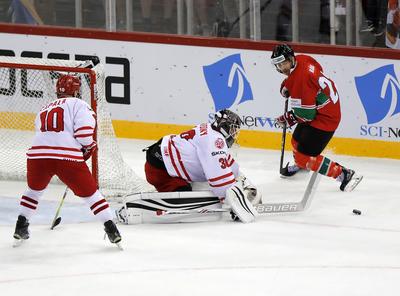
[
  {"xmin": 116, "ymin": 192, "xmax": 223, "ymax": 224},
  {"xmin": 225, "ymin": 182, "xmax": 258, "ymax": 223}
]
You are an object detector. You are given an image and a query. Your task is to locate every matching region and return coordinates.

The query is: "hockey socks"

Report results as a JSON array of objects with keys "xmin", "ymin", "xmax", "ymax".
[
  {"xmin": 18, "ymin": 188, "xmax": 45, "ymax": 220},
  {"xmin": 82, "ymin": 190, "xmax": 113, "ymax": 222}
]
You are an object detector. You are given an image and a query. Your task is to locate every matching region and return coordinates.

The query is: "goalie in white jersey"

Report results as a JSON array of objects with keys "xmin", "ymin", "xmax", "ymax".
[
  {"xmin": 13, "ymin": 74, "xmax": 121, "ymax": 246},
  {"xmin": 117, "ymin": 110, "xmax": 261, "ymax": 224}
]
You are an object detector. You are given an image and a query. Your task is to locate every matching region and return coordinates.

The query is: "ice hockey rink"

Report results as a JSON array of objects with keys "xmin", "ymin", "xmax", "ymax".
[{"xmin": 0, "ymin": 138, "xmax": 399, "ymax": 296}]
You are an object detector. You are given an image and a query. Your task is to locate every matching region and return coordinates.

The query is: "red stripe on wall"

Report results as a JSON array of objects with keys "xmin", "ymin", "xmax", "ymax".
[{"xmin": 1, "ymin": 23, "xmax": 400, "ymax": 60}]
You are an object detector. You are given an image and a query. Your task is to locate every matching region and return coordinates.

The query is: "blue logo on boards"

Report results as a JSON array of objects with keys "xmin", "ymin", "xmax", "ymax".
[
  {"xmin": 203, "ymin": 54, "xmax": 253, "ymax": 111},
  {"xmin": 355, "ymin": 64, "xmax": 400, "ymax": 124}
]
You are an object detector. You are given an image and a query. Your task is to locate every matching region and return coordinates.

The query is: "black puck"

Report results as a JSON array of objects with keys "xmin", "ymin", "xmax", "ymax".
[{"xmin": 352, "ymin": 209, "xmax": 361, "ymax": 215}]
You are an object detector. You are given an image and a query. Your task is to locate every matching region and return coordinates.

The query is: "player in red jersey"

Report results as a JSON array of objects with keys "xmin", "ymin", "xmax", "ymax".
[
  {"xmin": 13, "ymin": 74, "xmax": 121, "ymax": 246},
  {"xmin": 271, "ymin": 44, "xmax": 362, "ymax": 192}
]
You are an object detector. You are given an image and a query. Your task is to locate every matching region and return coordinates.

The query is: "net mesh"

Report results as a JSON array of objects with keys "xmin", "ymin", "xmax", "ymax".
[{"xmin": 0, "ymin": 57, "xmax": 153, "ymax": 199}]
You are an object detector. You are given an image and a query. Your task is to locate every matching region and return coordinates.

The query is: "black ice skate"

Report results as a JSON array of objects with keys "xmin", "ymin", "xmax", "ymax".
[
  {"xmin": 13, "ymin": 215, "xmax": 30, "ymax": 247},
  {"xmin": 104, "ymin": 220, "xmax": 122, "ymax": 244},
  {"xmin": 339, "ymin": 167, "xmax": 363, "ymax": 192},
  {"xmin": 280, "ymin": 162, "xmax": 302, "ymax": 177}
]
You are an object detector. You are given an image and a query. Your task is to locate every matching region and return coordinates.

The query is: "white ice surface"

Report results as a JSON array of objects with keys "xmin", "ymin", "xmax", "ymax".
[{"xmin": 1, "ymin": 138, "xmax": 399, "ymax": 296}]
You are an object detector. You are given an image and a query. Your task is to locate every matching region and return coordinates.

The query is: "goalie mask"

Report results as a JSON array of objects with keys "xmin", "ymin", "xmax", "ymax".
[
  {"xmin": 56, "ymin": 74, "xmax": 81, "ymax": 97},
  {"xmin": 271, "ymin": 44, "xmax": 295, "ymax": 74},
  {"xmin": 211, "ymin": 109, "xmax": 241, "ymax": 148}
]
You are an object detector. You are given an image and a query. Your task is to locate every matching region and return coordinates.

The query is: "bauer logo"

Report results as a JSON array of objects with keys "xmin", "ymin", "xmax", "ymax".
[
  {"xmin": 203, "ymin": 54, "xmax": 253, "ymax": 111},
  {"xmin": 355, "ymin": 64, "xmax": 400, "ymax": 124}
]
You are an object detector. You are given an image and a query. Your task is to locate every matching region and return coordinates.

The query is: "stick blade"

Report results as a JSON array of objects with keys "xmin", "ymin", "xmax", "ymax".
[{"xmin": 50, "ymin": 217, "xmax": 62, "ymax": 230}]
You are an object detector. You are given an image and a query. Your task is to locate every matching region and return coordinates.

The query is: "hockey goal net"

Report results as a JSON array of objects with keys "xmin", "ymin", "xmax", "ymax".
[{"xmin": 0, "ymin": 56, "xmax": 152, "ymax": 199}]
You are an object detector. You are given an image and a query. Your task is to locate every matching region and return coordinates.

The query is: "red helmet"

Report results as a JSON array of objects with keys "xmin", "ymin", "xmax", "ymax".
[{"xmin": 56, "ymin": 74, "xmax": 81, "ymax": 97}]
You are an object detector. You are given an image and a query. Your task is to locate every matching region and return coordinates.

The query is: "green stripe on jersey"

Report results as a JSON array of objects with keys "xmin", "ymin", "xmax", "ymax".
[
  {"xmin": 316, "ymin": 92, "xmax": 329, "ymax": 106},
  {"xmin": 293, "ymin": 107, "xmax": 316, "ymax": 121}
]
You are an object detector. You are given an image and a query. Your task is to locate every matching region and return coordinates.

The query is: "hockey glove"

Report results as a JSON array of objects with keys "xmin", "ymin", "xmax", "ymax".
[
  {"xmin": 236, "ymin": 173, "xmax": 262, "ymax": 205},
  {"xmin": 274, "ymin": 110, "xmax": 297, "ymax": 128},
  {"xmin": 280, "ymin": 79, "xmax": 290, "ymax": 98},
  {"xmin": 81, "ymin": 141, "xmax": 97, "ymax": 161}
]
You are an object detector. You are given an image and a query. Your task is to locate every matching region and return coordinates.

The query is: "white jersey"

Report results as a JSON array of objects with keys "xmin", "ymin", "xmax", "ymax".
[
  {"xmin": 160, "ymin": 123, "xmax": 239, "ymax": 197},
  {"xmin": 27, "ymin": 97, "xmax": 96, "ymax": 161}
]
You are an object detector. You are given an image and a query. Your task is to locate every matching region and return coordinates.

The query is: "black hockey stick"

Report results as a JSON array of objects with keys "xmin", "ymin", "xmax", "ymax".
[
  {"xmin": 50, "ymin": 187, "xmax": 68, "ymax": 230},
  {"xmin": 279, "ymin": 99, "xmax": 289, "ymax": 174}
]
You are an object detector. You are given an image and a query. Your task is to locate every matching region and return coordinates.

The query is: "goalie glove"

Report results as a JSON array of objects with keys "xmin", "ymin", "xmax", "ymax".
[
  {"xmin": 226, "ymin": 181, "xmax": 258, "ymax": 223},
  {"xmin": 81, "ymin": 141, "xmax": 97, "ymax": 161},
  {"xmin": 274, "ymin": 110, "xmax": 297, "ymax": 128},
  {"xmin": 236, "ymin": 173, "xmax": 262, "ymax": 206}
]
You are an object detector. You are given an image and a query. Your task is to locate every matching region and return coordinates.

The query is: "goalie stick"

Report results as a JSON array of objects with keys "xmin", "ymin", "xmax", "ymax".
[{"xmin": 159, "ymin": 171, "xmax": 320, "ymax": 216}]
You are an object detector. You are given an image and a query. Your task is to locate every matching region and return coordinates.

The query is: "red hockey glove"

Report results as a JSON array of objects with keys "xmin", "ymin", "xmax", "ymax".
[
  {"xmin": 81, "ymin": 141, "xmax": 97, "ymax": 161},
  {"xmin": 280, "ymin": 79, "xmax": 290, "ymax": 98},
  {"xmin": 274, "ymin": 111, "xmax": 297, "ymax": 128}
]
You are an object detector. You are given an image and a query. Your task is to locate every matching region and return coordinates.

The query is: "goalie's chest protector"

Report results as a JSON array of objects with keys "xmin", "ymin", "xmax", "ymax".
[
  {"xmin": 27, "ymin": 97, "xmax": 95, "ymax": 161},
  {"xmin": 160, "ymin": 123, "xmax": 235, "ymax": 185}
]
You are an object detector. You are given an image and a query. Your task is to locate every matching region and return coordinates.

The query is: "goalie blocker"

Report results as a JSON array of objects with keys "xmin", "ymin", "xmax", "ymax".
[{"xmin": 116, "ymin": 178, "xmax": 261, "ymax": 224}]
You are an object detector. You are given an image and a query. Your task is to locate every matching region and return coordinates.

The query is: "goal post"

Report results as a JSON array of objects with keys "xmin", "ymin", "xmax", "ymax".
[{"xmin": 0, "ymin": 56, "xmax": 152, "ymax": 198}]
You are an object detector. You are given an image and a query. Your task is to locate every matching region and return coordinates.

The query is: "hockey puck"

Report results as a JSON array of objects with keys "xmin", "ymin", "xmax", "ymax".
[{"xmin": 352, "ymin": 209, "xmax": 361, "ymax": 215}]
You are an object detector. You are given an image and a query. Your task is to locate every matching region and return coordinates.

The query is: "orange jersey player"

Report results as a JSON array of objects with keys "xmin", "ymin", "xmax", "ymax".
[{"xmin": 271, "ymin": 43, "xmax": 362, "ymax": 192}]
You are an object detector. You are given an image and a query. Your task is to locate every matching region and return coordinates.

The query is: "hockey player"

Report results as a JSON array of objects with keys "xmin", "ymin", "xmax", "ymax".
[
  {"xmin": 117, "ymin": 109, "xmax": 260, "ymax": 224},
  {"xmin": 271, "ymin": 43, "xmax": 362, "ymax": 191},
  {"xmin": 13, "ymin": 74, "xmax": 121, "ymax": 246}
]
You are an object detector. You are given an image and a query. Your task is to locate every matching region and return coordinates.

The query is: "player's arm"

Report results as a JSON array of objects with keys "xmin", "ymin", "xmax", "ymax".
[
  {"xmin": 73, "ymin": 100, "xmax": 97, "ymax": 160},
  {"xmin": 291, "ymin": 70, "xmax": 321, "ymax": 123}
]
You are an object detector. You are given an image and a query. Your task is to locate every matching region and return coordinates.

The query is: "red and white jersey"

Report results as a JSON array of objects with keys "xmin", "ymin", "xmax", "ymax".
[
  {"xmin": 27, "ymin": 97, "xmax": 96, "ymax": 161},
  {"xmin": 160, "ymin": 123, "xmax": 239, "ymax": 197}
]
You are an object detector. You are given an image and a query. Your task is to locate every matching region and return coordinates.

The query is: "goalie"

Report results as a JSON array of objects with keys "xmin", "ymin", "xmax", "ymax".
[{"xmin": 117, "ymin": 109, "xmax": 261, "ymax": 224}]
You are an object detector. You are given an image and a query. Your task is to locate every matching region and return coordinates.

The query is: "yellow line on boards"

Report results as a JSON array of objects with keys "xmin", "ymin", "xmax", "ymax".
[{"xmin": 112, "ymin": 120, "xmax": 400, "ymax": 160}]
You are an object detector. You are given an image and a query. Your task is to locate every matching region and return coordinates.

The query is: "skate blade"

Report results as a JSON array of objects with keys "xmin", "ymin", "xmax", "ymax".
[
  {"xmin": 116, "ymin": 242, "xmax": 124, "ymax": 251},
  {"xmin": 12, "ymin": 239, "xmax": 25, "ymax": 248},
  {"xmin": 345, "ymin": 175, "xmax": 364, "ymax": 192}
]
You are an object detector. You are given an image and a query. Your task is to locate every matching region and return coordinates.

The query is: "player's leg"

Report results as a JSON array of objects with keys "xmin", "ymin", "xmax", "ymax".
[
  {"xmin": 293, "ymin": 125, "xmax": 362, "ymax": 191},
  {"xmin": 117, "ymin": 191, "xmax": 223, "ymax": 224},
  {"xmin": 14, "ymin": 159, "xmax": 54, "ymax": 240},
  {"xmin": 144, "ymin": 161, "xmax": 192, "ymax": 192},
  {"xmin": 56, "ymin": 160, "xmax": 121, "ymax": 243},
  {"xmin": 144, "ymin": 138, "xmax": 192, "ymax": 191}
]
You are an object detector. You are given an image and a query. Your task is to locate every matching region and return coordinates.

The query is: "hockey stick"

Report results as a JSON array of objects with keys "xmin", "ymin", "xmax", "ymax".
[
  {"xmin": 279, "ymin": 99, "xmax": 289, "ymax": 174},
  {"xmin": 255, "ymin": 171, "xmax": 320, "ymax": 213},
  {"xmin": 160, "ymin": 172, "xmax": 320, "ymax": 216},
  {"xmin": 50, "ymin": 187, "xmax": 68, "ymax": 230}
]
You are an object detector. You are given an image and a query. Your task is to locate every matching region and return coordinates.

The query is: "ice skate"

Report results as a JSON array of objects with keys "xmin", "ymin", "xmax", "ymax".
[
  {"xmin": 13, "ymin": 215, "xmax": 30, "ymax": 247},
  {"xmin": 104, "ymin": 220, "xmax": 123, "ymax": 249},
  {"xmin": 280, "ymin": 162, "xmax": 302, "ymax": 177},
  {"xmin": 339, "ymin": 167, "xmax": 363, "ymax": 192}
]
